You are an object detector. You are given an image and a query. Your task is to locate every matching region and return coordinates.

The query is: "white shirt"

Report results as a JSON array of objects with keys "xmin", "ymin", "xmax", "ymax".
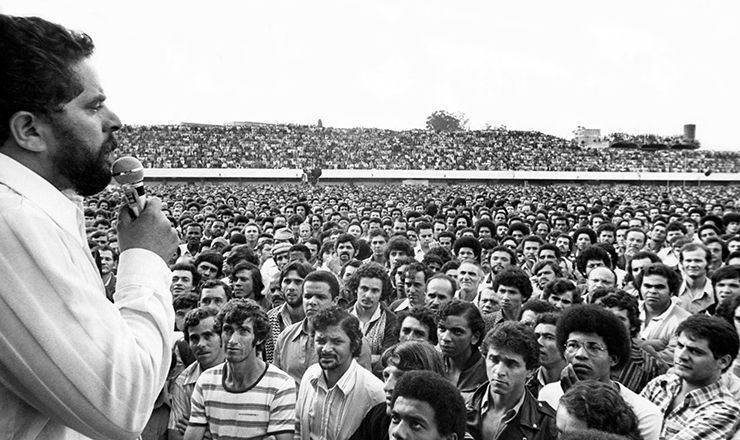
[{"xmin": 0, "ymin": 154, "xmax": 174, "ymax": 439}]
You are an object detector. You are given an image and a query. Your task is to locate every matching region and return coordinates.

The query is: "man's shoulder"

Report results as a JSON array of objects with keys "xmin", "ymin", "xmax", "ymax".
[
  {"xmin": 537, "ymin": 381, "xmax": 564, "ymax": 409},
  {"xmin": 196, "ymin": 363, "xmax": 225, "ymax": 386},
  {"xmin": 618, "ymin": 381, "xmax": 660, "ymax": 414},
  {"xmin": 175, "ymin": 360, "xmax": 203, "ymax": 385},
  {"xmin": 263, "ymin": 363, "xmax": 294, "ymax": 386},
  {"xmin": 277, "ymin": 320, "xmax": 304, "ymax": 342}
]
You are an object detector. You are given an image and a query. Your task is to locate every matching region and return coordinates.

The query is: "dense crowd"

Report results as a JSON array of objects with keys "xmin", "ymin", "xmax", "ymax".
[
  {"xmin": 85, "ymin": 181, "xmax": 740, "ymax": 440},
  {"xmin": 116, "ymin": 124, "xmax": 740, "ymax": 173}
]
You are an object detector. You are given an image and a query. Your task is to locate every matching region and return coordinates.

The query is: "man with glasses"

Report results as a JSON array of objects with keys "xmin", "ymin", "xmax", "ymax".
[{"xmin": 538, "ymin": 305, "xmax": 661, "ymax": 440}]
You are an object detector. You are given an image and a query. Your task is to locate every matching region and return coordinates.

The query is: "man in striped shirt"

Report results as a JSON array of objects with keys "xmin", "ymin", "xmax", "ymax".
[{"xmin": 184, "ymin": 299, "xmax": 296, "ymax": 440}]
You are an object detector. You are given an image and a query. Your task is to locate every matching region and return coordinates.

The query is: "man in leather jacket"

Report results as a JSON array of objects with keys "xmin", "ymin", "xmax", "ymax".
[{"xmin": 466, "ymin": 322, "xmax": 557, "ymax": 440}]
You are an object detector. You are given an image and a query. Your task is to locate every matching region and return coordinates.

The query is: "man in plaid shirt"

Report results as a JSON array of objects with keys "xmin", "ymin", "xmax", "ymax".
[{"xmin": 640, "ymin": 315, "xmax": 740, "ymax": 440}]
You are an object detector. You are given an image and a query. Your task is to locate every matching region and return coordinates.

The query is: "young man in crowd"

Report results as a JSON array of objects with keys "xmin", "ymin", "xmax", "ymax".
[
  {"xmin": 640, "ymin": 315, "xmax": 740, "ymax": 439},
  {"xmin": 168, "ymin": 307, "xmax": 225, "ymax": 440},
  {"xmin": 295, "ymin": 307, "xmax": 385, "ymax": 440},
  {"xmin": 273, "ymin": 270, "xmax": 371, "ymax": 385},
  {"xmin": 184, "ymin": 299, "xmax": 296, "ymax": 440},
  {"xmin": 437, "ymin": 299, "xmax": 487, "ymax": 395},
  {"xmin": 264, "ymin": 260, "xmax": 313, "ymax": 363},
  {"xmin": 388, "ymin": 371, "xmax": 467, "ymax": 440},
  {"xmin": 538, "ymin": 305, "xmax": 662, "ymax": 440},
  {"xmin": 466, "ymin": 322, "xmax": 558, "ymax": 440},
  {"xmin": 637, "ymin": 263, "xmax": 691, "ymax": 366}
]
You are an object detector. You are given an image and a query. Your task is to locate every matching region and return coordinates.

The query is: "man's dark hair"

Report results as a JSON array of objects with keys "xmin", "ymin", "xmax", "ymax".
[
  {"xmin": 573, "ymin": 227, "xmax": 597, "ymax": 246},
  {"xmin": 289, "ymin": 243, "xmax": 311, "ymax": 261},
  {"xmin": 481, "ymin": 321, "xmax": 540, "ymax": 371},
  {"xmin": 311, "ymin": 306, "xmax": 363, "ymax": 357},
  {"xmin": 556, "ymin": 305, "xmax": 630, "ymax": 370},
  {"xmin": 538, "ymin": 243, "xmax": 561, "ymax": 261},
  {"xmin": 194, "ymin": 251, "xmax": 224, "ymax": 278},
  {"xmin": 534, "ymin": 312, "xmax": 560, "ymax": 328},
  {"xmin": 200, "ymin": 279, "xmax": 233, "ymax": 300},
  {"xmin": 438, "ymin": 299, "xmax": 485, "ymax": 349},
  {"xmin": 635, "ymin": 263, "xmax": 682, "ymax": 296},
  {"xmin": 335, "ymin": 233, "xmax": 359, "ymax": 252},
  {"xmin": 173, "ymin": 292, "xmax": 199, "ymax": 312},
  {"xmin": 712, "ymin": 265, "xmax": 740, "ymax": 288},
  {"xmin": 384, "ymin": 236, "xmax": 415, "ymax": 261},
  {"xmin": 0, "ymin": 15, "xmax": 97, "ymax": 144},
  {"xmin": 170, "ymin": 263, "xmax": 200, "ymax": 285},
  {"xmin": 397, "ymin": 306, "xmax": 438, "ymax": 345},
  {"xmin": 520, "ymin": 299, "xmax": 557, "ymax": 319},
  {"xmin": 559, "ymin": 380, "xmax": 642, "ymax": 440},
  {"xmin": 576, "ymin": 246, "xmax": 612, "ymax": 273},
  {"xmin": 381, "ymin": 340, "xmax": 445, "ymax": 374},
  {"xmin": 279, "ymin": 260, "xmax": 314, "ymax": 284},
  {"xmin": 231, "ymin": 262, "xmax": 265, "ymax": 300},
  {"xmin": 492, "ymin": 267, "xmax": 533, "ymax": 301},
  {"xmin": 598, "ymin": 290, "xmax": 641, "ymax": 338},
  {"xmin": 345, "ymin": 262, "xmax": 394, "ymax": 303},
  {"xmin": 390, "ymin": 371, "xmax": 467, "ymax": 440},
  {"xmin": 183, "ymin": 306, "xmax": 220, "ymax": 343},
  {"xmin": 676, "ymin": 315, "xmax": 739, "ymax": 371},
  {"xmin": 214, "ymin": 299, "xmax": 271, "ymax": 347},
  {"xmin": 225, "ymin": 244, "xmax": 260, "ymax": 267},
  {"xmin": 453, "ymin": 236, "xmax": 482, "ymax": 262},
  {"xmin": 490, "ymin": 245, "xmax": 518, "ymax": 266},
  {"xmin": 304, "ymin": 270, "xmax": 341, "ymax": 299}
]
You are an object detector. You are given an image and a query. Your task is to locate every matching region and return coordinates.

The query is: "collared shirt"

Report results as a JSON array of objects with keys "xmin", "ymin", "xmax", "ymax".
[
  {"xmin": 612, "ymin": 342, "xmax": 666, "ymax": 394},
  {"xmin": 676, "ymin": 277, "xmax": 714, "ymax": 314},
  {"xmin": 273, "ymin": 319, "xmax": 373, "ymax": 388},
  {"xmin": 265, "ymin": 303, "xmax": 301, "ymax": 363},
  {"xmin": 639, "ymin": 299, "xmax": 692, "ymax": 365},
  {"xmin": 640, "ymin": 373, "xmax": 740, "ymax": 440},
  {"xmin": 295, "ymin": 360, "xmax": 385, "ymax": 440},
  {"xmin": 273, "ymin": 319, "xmax": 314, "ymax": 386},
  {"xmin": 478, "ymin": 388, "xmax": 526, "ymax": 439},
  {"xmin": 168, "ymin": 361, "xmax": 206, "ymax": 434},
  {"xmin": 0, "ymin": 153, "xmax": 174, "ymax": 440}
]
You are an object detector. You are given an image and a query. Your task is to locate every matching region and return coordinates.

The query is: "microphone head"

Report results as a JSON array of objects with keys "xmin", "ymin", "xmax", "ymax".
[{"xmin": 111, "ymin": 157, "xmax": 145, "ymax": 185}]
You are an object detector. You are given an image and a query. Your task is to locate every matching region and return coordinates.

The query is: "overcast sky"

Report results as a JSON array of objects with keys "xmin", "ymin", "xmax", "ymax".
[{"xmin": 3, "ymin": 1, "xmax": 739, "ymax": 151}]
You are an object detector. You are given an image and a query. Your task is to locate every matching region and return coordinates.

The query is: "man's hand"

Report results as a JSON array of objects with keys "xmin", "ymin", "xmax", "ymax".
[
  {"xmin": 117, "ymin": 197, "xmax": 178, "ymax": 262},
  {"xmin": 559, "ymin": 363, "xmax": 580, "ymax": 393}
]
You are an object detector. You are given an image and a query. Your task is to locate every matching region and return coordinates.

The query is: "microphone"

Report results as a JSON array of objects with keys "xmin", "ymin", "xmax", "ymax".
[{"xmin": 111, "ymin": 157, "xmax": 146, "ymax": 218}]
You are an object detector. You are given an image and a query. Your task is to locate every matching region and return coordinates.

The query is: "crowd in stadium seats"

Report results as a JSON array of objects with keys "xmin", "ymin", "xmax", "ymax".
[{"xmin": 116, "ymin": 124, "xmax": 740, "ymax": 173}]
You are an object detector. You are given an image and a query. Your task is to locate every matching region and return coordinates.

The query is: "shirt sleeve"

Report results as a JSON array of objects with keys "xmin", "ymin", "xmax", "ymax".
[
  {"xmin": 266, "ymin": 372, "xmax": 297, "ymax": 435},
  {"xmin": 0, "ymin": 203, "xmax": 174, "ymax": 439},
  {"xmin": 168, "ymin": 373, "xmax": 191, "ymax": 431},
  {"xmin": 188, "ymin": 379, "xmax": 207, "ymax": 427}
]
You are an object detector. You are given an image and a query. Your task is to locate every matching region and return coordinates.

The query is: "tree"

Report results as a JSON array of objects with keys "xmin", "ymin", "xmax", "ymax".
[{"xmin": 426, "ymin": 110, "xmax": 468, "ymax": 132}]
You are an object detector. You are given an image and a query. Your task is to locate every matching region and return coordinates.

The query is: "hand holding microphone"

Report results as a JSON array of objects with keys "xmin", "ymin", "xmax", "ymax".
[
  {"xmin": 112, "ymin": 157, "xmax": 146, "ymax": 217},
  {"xmin": 112, "ymin": 157, "xmax": 178, "ymax": 262}
]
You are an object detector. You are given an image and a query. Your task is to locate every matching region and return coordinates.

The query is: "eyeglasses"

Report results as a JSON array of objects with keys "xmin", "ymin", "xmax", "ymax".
[{"xmin": 564, "ymin": 340, "xmax": 607, "ymax": 356}]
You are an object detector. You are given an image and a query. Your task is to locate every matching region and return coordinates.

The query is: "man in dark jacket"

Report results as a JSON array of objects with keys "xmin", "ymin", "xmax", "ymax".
[{"xmin": 466, "ymin": 322, "xmax": 557, "ymax": 440}]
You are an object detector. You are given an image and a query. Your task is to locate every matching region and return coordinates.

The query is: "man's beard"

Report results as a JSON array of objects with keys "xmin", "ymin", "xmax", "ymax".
[{"xmin": 51, "ymin": 119, "xmax": 118, "ymax": 197}]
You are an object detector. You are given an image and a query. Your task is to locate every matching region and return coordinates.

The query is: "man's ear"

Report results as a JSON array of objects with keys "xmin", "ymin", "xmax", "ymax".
[
  {"xmin": 8, "ymin": 111, "xmax": 50, "ymax": 153},
  {"xmin": 609, "ymin": 354, "xmax": 619, "ymax": 369},
  {"xmin": 716, "ymin": 354, "xmax": 732, "ymax": 373}
]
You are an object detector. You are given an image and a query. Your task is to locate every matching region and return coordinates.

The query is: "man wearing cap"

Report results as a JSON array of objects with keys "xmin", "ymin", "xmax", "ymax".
[{"xmin": 260, "ymin": 237, "xmax": 292, "ymax": 290}]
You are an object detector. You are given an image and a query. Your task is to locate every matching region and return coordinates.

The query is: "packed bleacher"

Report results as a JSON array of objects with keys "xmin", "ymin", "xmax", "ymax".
[{"xmin": 116, "ymin": 124, "xmax": 740, "ymax": 173}]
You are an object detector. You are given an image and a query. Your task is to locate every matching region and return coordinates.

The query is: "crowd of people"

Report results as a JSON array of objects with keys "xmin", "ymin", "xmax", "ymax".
[
  {"xmin": 116, "ymin": 124, "xmax": 740, "ymax": 173},
  {"xmin": 83, "ymin": 180, "xmax": 740, "ymax": 440},
  {"xmin": 5, "ymin": 12, "xmax": 740, "ymax": 440}
]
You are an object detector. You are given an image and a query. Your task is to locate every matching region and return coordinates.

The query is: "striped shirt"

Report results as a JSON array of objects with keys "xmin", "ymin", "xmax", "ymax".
[
  {"xmin": 640, "ymin": 373, "xmax": 740, "ymax": 440},
  {"xmin": 189, "ymin": 363, "xmax": 296, "ymax": 439}
]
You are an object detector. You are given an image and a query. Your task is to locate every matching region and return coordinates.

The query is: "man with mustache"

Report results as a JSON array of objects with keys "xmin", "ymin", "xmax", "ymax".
[
  {"xmin": 538, "ymin": 305, "xmax": 661, "ymax": 440},
  {"xmin": 168, "ymin": 307, "xmax": 225, "ymax": 440},
  {"xmin": 0, "ymin": 14, "xmax": 179, "ymax": 439},
  {"xmin": 295, "ymin": 306, "xmax": 385, "ymax": 440},
  {"xmin": 273, "ymin": 270, "xmax": 371, "ymax": 386},
  {"xmin": 264, "ymin": 261, "xmax": 313, "ymax": 363},
  {"xmin": 184, "ymin": 299, "xmax": 296, "ymax": 440}
]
